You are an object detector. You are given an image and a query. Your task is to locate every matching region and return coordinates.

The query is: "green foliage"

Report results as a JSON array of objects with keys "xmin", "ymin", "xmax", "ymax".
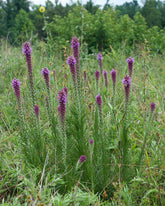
[
  {"xmin": 1, "ymin": 31, "xmax": 165, "ymax": 205},
  {"xmin": 45, "ymin": 4, "xmax": 165, "ymax": 53},
  {"xmin": 13, "ymin": 9, "xmax": 35, "ymax": 44},
  {"xmin": 116, "ymin": 0, "xmax": 140, "ymax": 19},
  {"xmin": 84, "ymin": 0, "xmax": 100, "ymax": 14},
  {"xmin": 0, "ymin": 6, "xmax": 7, "ymax": 37},
  {"xmin": 133, "ymin": 12, "xmax": 147, "ymax": 43},
  {"xmin": 142, "ymin": 0, "xmax": 162, "ymax": 27},
  {"xmin": 2, "ymin": 0, "xmax": 165, "ymax": 52}
]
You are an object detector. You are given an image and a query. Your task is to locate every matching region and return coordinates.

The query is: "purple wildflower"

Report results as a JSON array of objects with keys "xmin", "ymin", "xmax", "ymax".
[
  {"xmin": 67, "ymin": 55, "xmax": 77, "ymax": 83},
  {"xmin": 126, "ymin": 57, "xmax": 134, "ymax": 77},
  {"xmin": 83, "ymin": 70, "xmax": 87, "ymax": 80},
  {"xmin": 110, "ymin": 69, "xmax": 117, "ymax": 86},
  {"xmin": 103, "ymin": 70, "xmax": 108, "ymax": 87},
  {"xmin": 79, "ymin": 155, "xmax": 87, "ymax": 163},
  {"xmin": 97, "ymin": 53, "xmax": 103, "ymax": 73},
  {"xmin": 89, "ymin": 139, "xmax": 94, "ymax": 145},
  {"xmin": 71, "ymin": 37, "xmax": 80, "ymax": 88},
  {"xmin": 34, "ymin": 105, "xmax": 39, "ymax": 119},
  {"xmin": 41, "ymin": 67, "xmax": 50, "ymax": 87},
  {"xmin": 12, "ymin": 78, "xmax": 21, "ymax": 100},
  {"xmin": 71, "ymin": 37, "xmax": 80, "ymax": 50},
  {"xmin": 22, "ymin": 41, "xmax": 32, "ymax": 56},
  {"xmin": 150, "ymin": 102, "xmax": 155, "ymax": 112},
  {"xmin": 96, "ymin": 94, "xmax": 103, "ymax": 123},
  {"xmin": 23, "ymin": 41, "xmax": 35, "ymax": 105},
  {"xmin": 58, "ymin": 89, "xmax": 67, "ymax": 126},
  {"xmin": 63, "ymin": 87, "xmax": 68, "ymax": 99},
  {"xmin": 95, "ymin": 70, "xmax": 100, "ymax": 82},
  {"xmin": 122, "ymin": 75, "xmax": 131, "ymax": 104},
  {"xmin": 23, "ymin": 41, "xmax": 33, "ymax": 77},
  {"xmin": 97, "ymin": 53, "xmax": 103, "ymax": 61},
  {"xmin": 71, "ymin": 37, "xmax": 80, "ymax": 65},
  {"xmin": 53, "ymin": 70, "xmax": 56, "ymax": 77},
  {"xmin": 96, "ymin": 94, "xmax": 102, "ymax": 106},
  {"xmin": 122, "ymin": 75, "xmax": 131, "ymax": 86}
]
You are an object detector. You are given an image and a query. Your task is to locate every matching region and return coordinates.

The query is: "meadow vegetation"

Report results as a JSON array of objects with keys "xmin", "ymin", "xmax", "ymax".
[
  {"xmin": 0, "ymin": 36, "xmax": 165, "ymax": 205},
  {"xmin": 0, "ymin": 0, "xmax": 165, "ymax": 205}
]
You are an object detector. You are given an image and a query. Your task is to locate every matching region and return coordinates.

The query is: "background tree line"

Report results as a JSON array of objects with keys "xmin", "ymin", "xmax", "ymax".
[{"xmin": 1, "ymin": 0, "xmax": 165, "ymax": 53}]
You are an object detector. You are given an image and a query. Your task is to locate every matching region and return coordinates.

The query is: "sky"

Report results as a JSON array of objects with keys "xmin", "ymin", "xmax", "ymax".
[{"xmin": 31, "ymin": 0, "xmax": 143, "ymax": 7}]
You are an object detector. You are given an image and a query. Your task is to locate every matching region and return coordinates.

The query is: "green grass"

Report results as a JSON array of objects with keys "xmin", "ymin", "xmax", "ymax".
[{"xmin": 0, "ymin": 39, "xmax": 165, "ymax": 205}]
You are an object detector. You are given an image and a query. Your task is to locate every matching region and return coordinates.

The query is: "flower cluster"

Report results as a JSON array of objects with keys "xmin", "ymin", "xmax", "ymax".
[
  {"xmin": 71, "ymin": 37, "xmax": 80, "ymax": 49},
  {"xmin": 71, "ymin": 37, "xmax": 81, "ymax": 89},
  {"xmin": 97, "ymin": 53, "xmax": 103, "ymax": 61},
  {"xmin": 41, "ymin": 67, "xmax": 50, "ymax": 87},
  {"xmin": 103, "ymin": 70, "xmax": 108, "ymax": 87},
  {"xmin": 97, "ymin": 53, "xmax": 103, "ymax": 73},
  {"xmin": 122, "ymin": 75, "xmax": 131, "ymax": 86},
  {"xmin": 150, "ymin": 102, "xmax": 156, "ymax": 112},
  {"xmin": 96, "ymin": 94, "xmax": 102, "ymax": 106},
  {"xmin": 110, "ymin": 69, "xmax": 117, "ymax": 86},
  {"xmin": 122, "ymin": 75, "xmax": 131, "ymax": 104},
  {"xmin": 23, "ymin": 41, "xmax": 35, "ymax": 106},
  {"xmin": 67, "ymin": 56, "xmax": 76, "ymax": 75},
  {"xmin": 89, "ymin": 139, "xmax": 94, "ymax": 145},
  {"xmin": 79, "ymin": 155, "xmax": 87, "ymax": 163},
  {"xmin": 126, "ymin": 57, "xmax": 134, "ymax": 77},
  {"xmin": 12, "ymin": 78, "xmax": 21, "ymax": 100},
  {"xmin": 34, "ymin": 105, "xmax": 39, "ymax": 119},
  {"xmin": 22, "ymin": 41, "xmax": 33, "ymax": 77},
  {"xmin": 53, "ymin": 70, "xmax": 56, "ymax": 77},
  {"xmin": 95, "ymin": 70, "xmax": 100, "ymax": 82},
  {"xmin": 58, "ymin": 88, "xmax": 67, "ymax": 126},
  {"xmin": 83, "ymin": 69, "xmax": 87, "ymax": 80},
  {"xmin": 22, "ymin": 42, "xmax": 32, "ymax": 56}
]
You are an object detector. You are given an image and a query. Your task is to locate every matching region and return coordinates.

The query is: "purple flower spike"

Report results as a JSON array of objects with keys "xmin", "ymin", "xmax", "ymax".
[
  {"xmin": 67, "ymin": 56, "xmax": 76, "ymax": 73},
  {"xmin": 126, "ymin": 57, "xmax": 134, "ymax": 77},
  {"xmin": 71, "ymin": 37, "xmax": 80, "ymax": 49},
  {"xmin": 83, "ymin": 70, "xmax": 87, "ymax": 80},
  {"xmin": 58, "ymin": 90, "xmax": 67, "ymax": 105},
  {"xmin": 58, "ymin": 89, "xmax": 67, "ymax": 126},
  {"xmin": 63, "ymin": 87, "xmax": 68, "ymax": 99},
  {"xmin": 71, "ymin": 37, "xmax": 80, "ymax": 65},
  {"xmin": 95, "ymin": 70, "xmax": 100, "ymax": 82},
  {"xmin": 79, "ymin": 155, "xmax": 87, "ymax": 163},
  {"xmin": 41, "ymin": 67, "xmax": 50, "ymax": 86},
  {"xmin": 12, "ymin": 78, "xmax": 21, "ymax": 100},
  {"xmin": 150, "ymin": 102, "xmax": 155, "ymax": 112},
  {"xmin": 23, "ymin": 42, "xmax": 35, "ymax": 106},
  {"xmin": 71, "ymin": 37, "xmax": 80, "ymax": 87},
  {"xmin": 67, "ymin": 55, "xmax": 77, "ymax": 83},
  {"xmin": 53, "ymin": 70, "xmax": 56, "ymax": 77},
  {"xmin": 103, "ymin": 70, "xmax": 108, "ymax": 76},
  {"xmin": 96, "ymin": 94, "xmax": 102, "ymax": 106},
  {"xmin": 103, "ymin": 70, "xmax": 108, "ymax": 87},
  {"xmin": 22, "ymin": 41, "xmax": 33, "ymax": 76},
  {"xmin": 89, "ymin": 139, "xmax": 94, "ymax": 145},
  {"xmin": 22, "ymin": 41, "xmax": 32, "ymax": 56},
  {"xmin": 122, "ymin": 75, "xmax": 131, "ymax": 104},
  {"xmin": 122, "ymin": 75, "xmax": 131, "ymax": 86},
  {"xmin": 110, "ymin": 69, "xmax": 117, "ymax": 86},
  {"xmin": 96, "ymin": 94, "xmax": 103, "ymax": 123},
  {"xmin": 97, "ymin": 53, "xmax": 103, "ymax": 61},
  {"xmin": 97, "ymin": 53, "xmax": 103, "ymax": 73},
  {"xmin": 34, "ymin": 104, "xmax": 39, "ymax": 119}
]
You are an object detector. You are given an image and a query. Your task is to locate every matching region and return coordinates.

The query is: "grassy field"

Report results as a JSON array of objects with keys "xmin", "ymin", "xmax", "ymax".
[{"xmin": 0, "ymin": 39, "xmax": 165, "ymax": 205}]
